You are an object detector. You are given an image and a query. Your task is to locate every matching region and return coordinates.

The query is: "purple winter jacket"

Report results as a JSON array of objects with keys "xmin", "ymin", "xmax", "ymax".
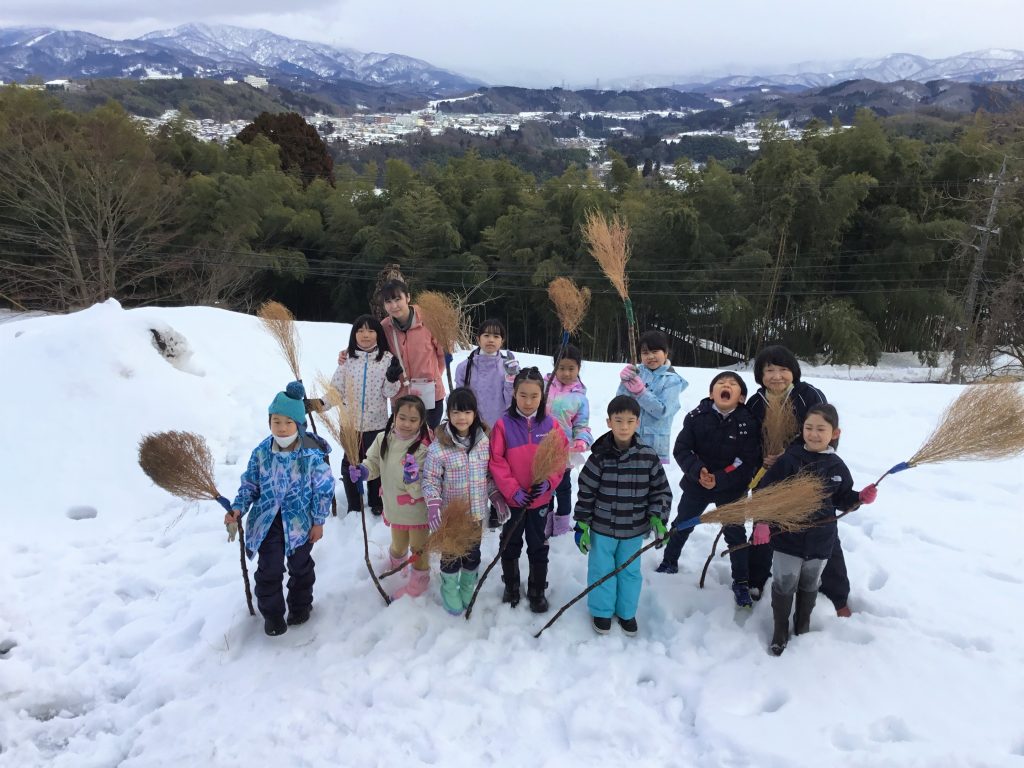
[{"xmin": 455, "ymin": 349, "xmax": 516, "ymax": 430}]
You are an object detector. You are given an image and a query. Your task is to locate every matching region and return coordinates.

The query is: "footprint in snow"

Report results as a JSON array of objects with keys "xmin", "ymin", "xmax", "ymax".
[
  {"xmin": 0, "ymin": 638, "xmax": 17, "ymax": 657},
  {"xmin": 868, "ymin": 568, "xmax": 889, "ymax": 591},
  {"xmin": 868, "ymin": 715, "xmax": 915, "ymax": 743},
  {"xmin": 66, "ymin": 505, "xmax": 98, "ymax": 520}
]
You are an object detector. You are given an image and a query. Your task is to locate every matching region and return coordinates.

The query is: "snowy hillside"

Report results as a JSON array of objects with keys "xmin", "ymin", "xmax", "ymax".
[{"xmin": 1, "ymin": 301, "xmax": 1022, "ymax": 767}]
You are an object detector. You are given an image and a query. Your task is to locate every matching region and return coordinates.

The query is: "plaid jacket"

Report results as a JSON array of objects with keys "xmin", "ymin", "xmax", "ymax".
[
  {"xmin": 573, "ymin": 431, "xmax": 672, "ymax": 539},
  {"xmin": 421, "ymin": 424, "xmax": 494, "ymax": 521}
]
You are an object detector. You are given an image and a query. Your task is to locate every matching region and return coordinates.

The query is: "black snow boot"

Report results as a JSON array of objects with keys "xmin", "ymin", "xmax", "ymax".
[
  {"xmin": 501, "ymin": 558, "xmax": 521, "ymax": 607},
  {"xmin": 264, "ymin": 615, "xmax": 288, "ymax": 636},
  {"xmin": 770, "ymin": 590, "xmax": 793, "ymax": 656},
  {"xmin": 527, "ymin": 562, "xmax": 549, "ymax": 614},
  {"xmin": 794, "ymin": 589, "xmax": 818, "ymax": 636}
]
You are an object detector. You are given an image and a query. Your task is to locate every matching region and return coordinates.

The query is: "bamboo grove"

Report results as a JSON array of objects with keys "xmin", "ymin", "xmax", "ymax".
[{"xmin": 2, "ymin": 87, "xmax": 1023, "ymax": 369}]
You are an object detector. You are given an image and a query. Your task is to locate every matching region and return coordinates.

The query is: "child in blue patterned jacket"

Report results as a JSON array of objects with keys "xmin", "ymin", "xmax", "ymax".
[
  {"xmin": 545, "ymin": 344, "xmax": 593, "ymax": 536},
  {"xmin": 224, "ymin": 382, "xmax": 336, "ymax": 637}
]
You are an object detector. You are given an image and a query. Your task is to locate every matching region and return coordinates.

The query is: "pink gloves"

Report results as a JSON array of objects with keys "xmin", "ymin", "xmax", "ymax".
[
  {"xmin": 402, "ymin": 453, "xmax": 419, "ymax": 483},
  {"xmin": 752, "ymin": 523, "xmax": 771, "ymax": 546},
  {"xmin": 348, "ymin": 464, "xmax": 369, "ymax": 483},
  {"xmin": 572, "ymin": 439, "xmax": 589, "ymax": 453},
  {"xmin": 859, "ymin": 484, "xmax": 878, "ymax": 504},
  {"xmin": 427, "ymin": 500, "xmax": 442, "ymax": 532},
  {"xmin": 620, "ymin": 365, "xmax": 645, "ymax": 395},
  {"xmin": 489, "ymin": 489, "xmax": 511, "ymax": 524}
]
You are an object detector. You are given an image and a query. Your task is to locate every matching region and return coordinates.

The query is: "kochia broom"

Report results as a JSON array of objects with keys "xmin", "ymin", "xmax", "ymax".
[
  {"xmin": 377, "ymin": 499, "xmax": 481, "ymax": 578},
  {"xmin": 317, "ymin": 378, "xmax": 391, "ymax": 605},
  {"xmin": 138, "ymin": 431, "xmax": 255, "ymax": 616},
  {"xmin": 464, "ymin": 430, "xmax": 571, "ymax": 619},
  {"xmin": 534, "ymin": 473, "xmax": 827, "ymax": 638},
  {"xmin": 545, "ymin": 277, "xmax": 591, "ymax": 398},
  {"xmin": 415, "ymin": 290, "xmax": 471, "ymax": 391},
  {"xmin": 257, "ymin": 300, "xmax": 337, "ymax": 517},
  {"xmin": 721, "ymin": 382, "xmax": 1024, "ymax": 559},
  {"xmin": 583, "ymin": 211, "xmax": 637, "ymax": 365}
]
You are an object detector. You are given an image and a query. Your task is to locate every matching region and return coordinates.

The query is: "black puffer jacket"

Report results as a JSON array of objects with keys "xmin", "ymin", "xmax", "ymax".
[
  {"xmin": 746, "ymin": 382, "xmax": 828, "ymax": 447},
  {"xmin": 758, "ymin": 444, "xmax": 861, "ymax": 560},
  {"xmin": 673, "ymin": 398, "xmax": 761, "ymax": 502}
]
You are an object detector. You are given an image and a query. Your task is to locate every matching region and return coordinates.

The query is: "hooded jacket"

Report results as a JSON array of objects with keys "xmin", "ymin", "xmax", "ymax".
[
  {"xmin": 421, "ymin": 423, "xmax": 493, "ymax": 521},
  {"xmin": 673, "ymin": 397, "xmax": 761, "ymax": 502},
  {"xmin": 616, "ymin": 362, "xmax": 687, "ymax": 462},
  {"xmin": 455, "ymin": 349, "xmax": 516, "ymax": 428},
  {"xmin": 328, "ymin": 349, "xmax": 401, "ymax": 432},
  {"xmin": 489, "ymin": 410, "xmax": 567, "ymax": 510},
  {"xmin": 363, "ymin": 430, "xmax": 431, "ymax": 527},
  {"xmin": 546, "ymin": 375, "xmax": 594, "ymax": 460},
  {"xmin": 746, "ymin": 381, "xmax": 828, "ymax": 446}
]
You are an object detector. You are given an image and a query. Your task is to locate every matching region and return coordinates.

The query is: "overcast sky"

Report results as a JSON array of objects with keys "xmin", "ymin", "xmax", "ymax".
[{"xmin": 2, "ymin": 0, "xmax": 1022, "ymax": 86}]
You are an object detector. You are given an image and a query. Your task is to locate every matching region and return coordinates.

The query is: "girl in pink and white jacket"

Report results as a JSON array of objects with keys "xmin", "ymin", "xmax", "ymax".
[
  {"xmin": 545, "ymin": 344, "xmax": 593, "ymax": 536},
  {"xmin": 314, "ymin": 315, "xmax": 400, "ymax": 516},
  {"xmin": 421, "ymin": 388, "xmax": 506, "ymax": 615}
]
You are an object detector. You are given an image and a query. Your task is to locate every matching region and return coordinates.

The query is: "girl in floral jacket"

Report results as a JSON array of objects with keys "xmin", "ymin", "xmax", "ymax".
[{"xmin": 421, "ymin": 388, "xmax": 505, "ymax": 615}]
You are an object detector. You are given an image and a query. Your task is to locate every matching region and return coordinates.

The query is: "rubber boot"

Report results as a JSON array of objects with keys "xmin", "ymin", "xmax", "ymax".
[
  {"xmin": 794, "ymin": 589, "xmax": 818, "ymax": 635},
  {"xmin": 527, "ymin": 561, "xmax": 549, "ymax": 614},
  {"xmin": 388, "ymin": 549, "xmax": 409, "ymax": 575},
  {"xmin": 501, "ymin": 558, "xmax": 521, "ymax": 607},
  {"xmin": 458, "ymin": 569, "xmax": 479, "ymax": 606},
  {"xmin": 439, "ymin": 572, "xmax": 464, "ymax": 615},
  {"xmin": 770, "ymin": 589, "xmax": 794, "ymax": 656},
  {"xmin": 392, "ymin": 568, "xmax": 430, "ymax": 599}
]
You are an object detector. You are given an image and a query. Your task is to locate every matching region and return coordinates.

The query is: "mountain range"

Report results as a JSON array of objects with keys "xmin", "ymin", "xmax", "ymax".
[{"xmin": 0, "ymin": 23, "xmax": 480, "ymax": 97}]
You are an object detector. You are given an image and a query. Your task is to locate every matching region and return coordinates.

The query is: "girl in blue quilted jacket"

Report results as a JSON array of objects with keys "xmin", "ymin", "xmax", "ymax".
[
  {"xmin": 224, "ymin": 382, "xmax": 336, "ymax": 637},
  {"xmin": 616, "ymin": 330, "xmax": 688, "ymax": 464}
]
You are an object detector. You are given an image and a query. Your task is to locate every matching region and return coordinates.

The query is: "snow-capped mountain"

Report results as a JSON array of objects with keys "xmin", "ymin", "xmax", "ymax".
[
  {"xmin": 658, "ymin": 49, "xmax": 1024, "ymax": 91},
  {"xmin": 0, "ymin": 23, "xmax": 481, "ymax": 96}
]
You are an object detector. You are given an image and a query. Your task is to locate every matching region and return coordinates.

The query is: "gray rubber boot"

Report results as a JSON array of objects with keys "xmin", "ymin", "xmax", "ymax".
[
  {"xmin": 794, "ymin": 589, "xmax": 818, "ymax": 636},
  {"xmin": 770, "ymin": 589, "xmax": 794, "ymax": 656}
]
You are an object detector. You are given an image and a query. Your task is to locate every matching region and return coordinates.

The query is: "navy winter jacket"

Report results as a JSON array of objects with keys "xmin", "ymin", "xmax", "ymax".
[
  {"xmin": 673, "ymin": 398, "xmax": 761, "ymax": 502},
  {"xmin": 746, "ymin": 382, "xmax": 827, "ymax": 447},
  {"xmin": 758, "ymin": 444, "xmax": 861, "ymax": 560}
]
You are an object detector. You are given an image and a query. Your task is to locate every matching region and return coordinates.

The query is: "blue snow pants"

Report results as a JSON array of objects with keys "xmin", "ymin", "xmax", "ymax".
[{"xmin": 587, "ymin": 532, "xmax": 644, "ymax": 620}]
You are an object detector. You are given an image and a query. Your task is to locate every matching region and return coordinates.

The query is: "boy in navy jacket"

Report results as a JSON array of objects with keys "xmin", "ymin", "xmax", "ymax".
[{"xmin": 656, "ymin": 372, "xmax": 761, "ymax": 607}]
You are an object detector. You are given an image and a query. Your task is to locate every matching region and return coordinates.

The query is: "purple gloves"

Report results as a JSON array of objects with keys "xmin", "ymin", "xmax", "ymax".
[
  {"xmin": 535, "ymin": 480, "xmax": 550, "ymax": 496},
  {"xmin": 859, "ymin": 484, "xmax": 878, "ymax": 504},
  {"xmin": 511, "ymin": 488, "xmax": 531, "ymax": 508},
  {"xmin": 348, "ymin": 464, "xmax": 369, "ymax": 483},
  {"xmin": 620, "ymin": 365, "xmax": 645, "ymax": 395},
  {"xmin": 550, "ymin": 513, "xmax": 573, "ymax": 537},
  {"xmin": 402, "ymin": 453, "xmax": 419, "ymax": 484},
  {"xmin": 489, "ymin": 489, "xmax": 511, "ymax": 524},
  {"xmin": 427, "ymin": 500, "xmax": 442, "ymax": 533},
  {"xmin": 752, "ymin": 522, "xmax": 771, "ymax": 546}
]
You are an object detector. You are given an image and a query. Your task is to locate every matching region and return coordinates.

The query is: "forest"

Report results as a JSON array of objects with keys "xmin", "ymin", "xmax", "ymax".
[{"xmin": 1, "ymin": 87, "xmax": 1022, "ymax": 376}]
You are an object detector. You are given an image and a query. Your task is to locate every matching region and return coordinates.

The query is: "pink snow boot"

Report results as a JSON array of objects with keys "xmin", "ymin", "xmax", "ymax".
[{"xmin": 392, "ymin": 569, "xmax": 430, "ymax": 600}]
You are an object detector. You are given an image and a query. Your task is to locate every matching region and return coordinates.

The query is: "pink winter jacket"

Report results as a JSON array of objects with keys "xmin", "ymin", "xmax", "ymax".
[
  {"xmin": 489, "ymin": 411, "xmax": 567, "ymax": 510},
  {"xmin": 381, "ymin": 305, "xmax": 447, "ymax": 405},
  {"xmin": 328, "ymin": 349, "xmax": 401, "ymax": 432}
]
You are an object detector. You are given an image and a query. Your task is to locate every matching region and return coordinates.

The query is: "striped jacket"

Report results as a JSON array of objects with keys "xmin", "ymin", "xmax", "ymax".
[
  {"xmin": 573, "ymin": 431, "xmax": 672, "ymax": 539},
  {"xmin": 232, "ymin": 434, "xmax": 335, "ymax": 558},
  {"xmin": 421, "ymin": 423, "xmax": 493, "ymax": 522}
]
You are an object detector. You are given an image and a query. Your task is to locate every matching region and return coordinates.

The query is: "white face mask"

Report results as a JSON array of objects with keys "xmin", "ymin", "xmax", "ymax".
[{"xmin": 273, "ymin": 433, "xmax": 298, "ymax": 449}]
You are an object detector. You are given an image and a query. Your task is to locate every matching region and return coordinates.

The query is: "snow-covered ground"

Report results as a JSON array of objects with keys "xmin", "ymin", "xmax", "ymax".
[{"xmin": 1, "ymin": 301, "xmax": 1023, "ymax": 767}]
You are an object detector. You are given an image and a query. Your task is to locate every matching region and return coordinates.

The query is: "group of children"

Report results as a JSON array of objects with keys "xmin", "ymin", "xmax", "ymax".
[{"xmin": 226, "ymin": 280, "xmax": 878, "ymax": 655}]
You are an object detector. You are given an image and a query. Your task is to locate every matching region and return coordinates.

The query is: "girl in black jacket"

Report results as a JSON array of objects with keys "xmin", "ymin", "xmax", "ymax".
[{"xmin": 755, "ymin": 405, "xmax": 878, "ymax": 656}]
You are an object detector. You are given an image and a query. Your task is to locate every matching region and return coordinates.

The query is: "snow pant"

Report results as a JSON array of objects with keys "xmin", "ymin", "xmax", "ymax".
[
  {"xmin": 500, "ymin": 504, "xmax": 550, "ymax": 566},
  {"xmin": 661, "ymin": 490, "xmax": 748, "ymax": 581},
  {"xmin": 427, "ymin": 399, "xmax": 444, "ymax": 429},
  {"xmin": 587, "ymin": 532, "xmax": 644, "ymax": 620},
  {"xmin": 340, "ymin": 428, "xmax": 383, "ymax": 512},
  {"xmin": 819, "ymin": 536, "xmax": 850, "ymax": 610},
  {"xmin": 753, "ymin": 534, "xmax": 850, "ymax": 608},
  {"xmin": 554, "ymin": 468, "xmax": 573, "ymax": 518},
  {"xmin": 771, "ymin": 551, "xmax": 825, "ymax": 598},
  {"xmin": 254, "ymin": 513, "xmax": 315, "ymax": 620},
  {"xmin": 440, "ymin": 524, "xmax": 483, "ymax": 574},
  {"xmin": 391, "ymin": 526, "xmax": 430, "ymax": 571}
]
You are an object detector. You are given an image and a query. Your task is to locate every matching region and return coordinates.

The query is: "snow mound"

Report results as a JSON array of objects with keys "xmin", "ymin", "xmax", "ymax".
[{"xmin": 1, "ymin": 304, "xmax": 1022, "ymax": 767}]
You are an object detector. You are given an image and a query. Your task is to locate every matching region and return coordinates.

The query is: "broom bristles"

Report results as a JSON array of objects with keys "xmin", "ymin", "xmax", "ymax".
[
  {"xmin": 909, "ymin": 383, "xmax": 1024, "ymax": 467},
  {"xmin": 257, "ymin": 300, "xmax": 302, "ymax": 379},
  {"xmin": 428, "ymin": 499, "xmax": 482, "ymax": 561},
  {"xmin": 702, "ymin": 473, "xmax": 826, "ymax": 532},
  {"xmin": 762, "ymin": 396, "xmax": 799, "ymax": 458},
  {"xmin": 316, "ymin": 375, "xmax": 362, "ymax": 461},
  {"xmin": 583, "ymin": 211, "xmax": 631, "ymax": 301},
  {"xmin": 532, "ymin": 430, "xmax": 570, "ymax": 486},
  {"xmin": 416, "ymin": 291, "xmax": 469, "ymax": 354},
  {"xmin": 139, "ymin": 431, "xmax": 220, "ymax": 501},
  {"xmin": 547, "ymin": 277, "xmax": 592, "ymax": 334}
]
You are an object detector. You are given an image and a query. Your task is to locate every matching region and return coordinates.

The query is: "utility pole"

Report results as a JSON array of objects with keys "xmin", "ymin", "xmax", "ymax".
[{"xmin": 951, "ymin": 155, "xmax": 1008, "ymax": 384}]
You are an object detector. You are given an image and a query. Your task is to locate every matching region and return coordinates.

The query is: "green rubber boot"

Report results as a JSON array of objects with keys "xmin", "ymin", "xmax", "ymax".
[
  {"xmin": 458, "ymin": 568, "xmax": 479, "ymax": 606},
  {"xmin": 440, "ymin": 572, "xmax": 464, "ymax": 615}
]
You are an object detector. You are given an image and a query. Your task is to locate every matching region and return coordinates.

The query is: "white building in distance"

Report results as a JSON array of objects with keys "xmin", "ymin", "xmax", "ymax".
[{"xmin": 244, "ymin": 75, "xmax": 269, "ymax": 90}]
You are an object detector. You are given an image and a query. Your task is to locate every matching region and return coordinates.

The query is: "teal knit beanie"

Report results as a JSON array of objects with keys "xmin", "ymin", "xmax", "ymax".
[{"xmin": 268, "ymin": 381, "xmax": 307, "ymax": 427}]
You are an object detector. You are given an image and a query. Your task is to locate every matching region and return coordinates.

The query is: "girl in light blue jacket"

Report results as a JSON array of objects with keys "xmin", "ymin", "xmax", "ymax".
[{"xmin": 616, "ymin": 330, "xmax": 688, "ymax": 463}]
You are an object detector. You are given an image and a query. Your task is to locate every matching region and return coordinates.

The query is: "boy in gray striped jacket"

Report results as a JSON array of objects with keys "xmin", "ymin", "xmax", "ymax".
[{"xmin": 574, "ymin": 395, "xmax": 672, "ymax": 636}]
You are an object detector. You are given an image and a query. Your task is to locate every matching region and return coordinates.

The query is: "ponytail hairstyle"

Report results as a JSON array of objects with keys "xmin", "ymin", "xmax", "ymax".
[
  {"xmin": 804, "ymin": 403, "xmax": 841, "ymax": 449},
  {"xmin": 347, "ymin": 314, "xmax": 389, "ymax": 362},
  {"xmin": 508, "ymin": 366, "xmax": 548, "ymax": 420},
  {"xmin": 446, "ymin": 387, "xmax": 488, "ymax": 436},
  {"xmin": 551, "ymin": 342, "xmax": 585, "ymax": 388},
  {"xmin": 381, "ymin": 395, "xmax": 430, "ymax": 458}
]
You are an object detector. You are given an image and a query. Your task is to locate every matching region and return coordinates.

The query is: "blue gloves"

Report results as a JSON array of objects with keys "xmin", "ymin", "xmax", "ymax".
[{"xmin": 574, "ymin": 522, "xmax": 591, "ymax": 555}]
